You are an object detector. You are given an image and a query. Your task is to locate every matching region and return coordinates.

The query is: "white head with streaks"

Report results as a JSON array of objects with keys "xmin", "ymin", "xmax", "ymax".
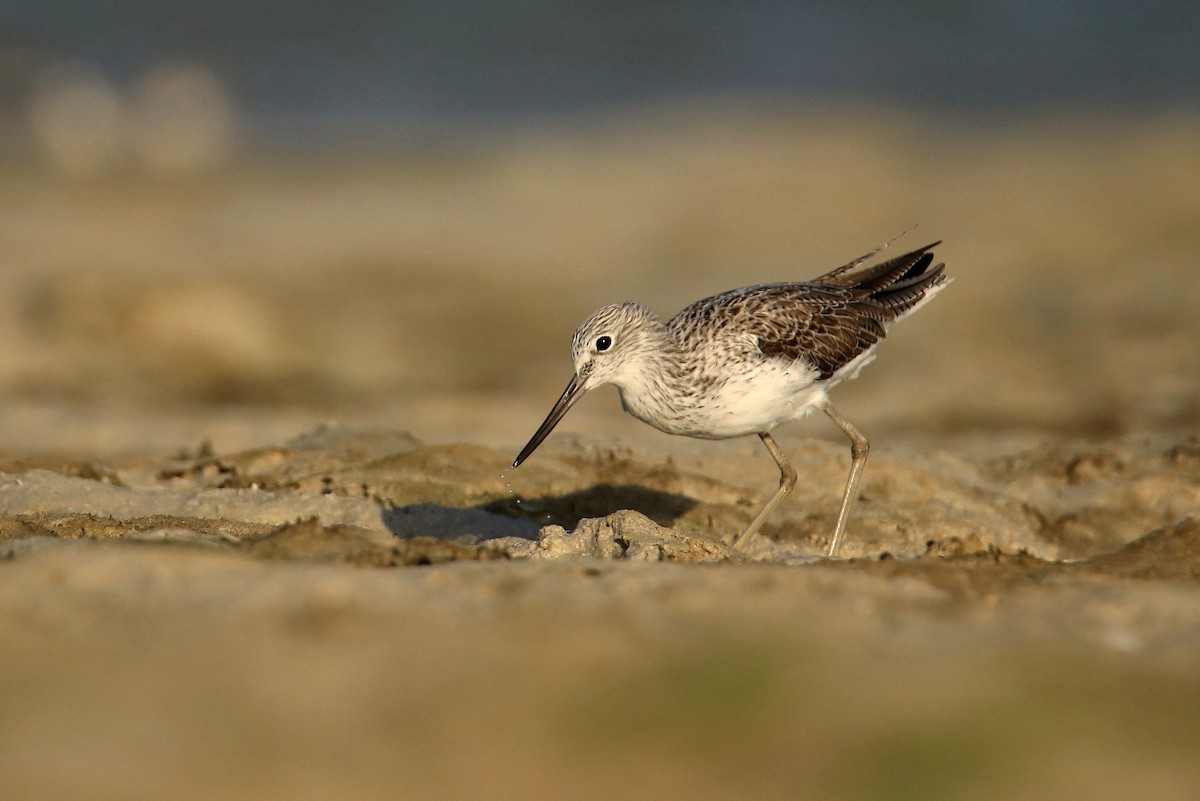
[
  {"xmin": 568, "ymin": 302, "xmax": 669, "ymax": 390},
  {"xmin": 512, "ymin": 302, "xmax": 667, "ymax": 467}
]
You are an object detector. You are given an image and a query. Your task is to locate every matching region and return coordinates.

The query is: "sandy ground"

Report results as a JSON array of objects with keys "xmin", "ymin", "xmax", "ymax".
[{"xmin": 1, "ymin": 104, "xmax": 1199, "ymax": 800}]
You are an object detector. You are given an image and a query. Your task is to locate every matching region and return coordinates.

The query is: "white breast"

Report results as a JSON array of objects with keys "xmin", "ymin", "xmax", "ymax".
[{"xmin": 619, "ymin": 358, "xmax": 826, "ymax": 440}]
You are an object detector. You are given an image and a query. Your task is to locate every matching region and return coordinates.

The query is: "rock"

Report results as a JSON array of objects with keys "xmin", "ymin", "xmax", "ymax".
[{"xmin": 529, "ymin": 510, "xmax": 739, "ymax": 562}]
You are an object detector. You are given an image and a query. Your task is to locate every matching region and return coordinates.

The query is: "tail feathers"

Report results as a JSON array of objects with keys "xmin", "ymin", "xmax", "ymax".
[
  {"xmin": 823, "ymin": 241, "xmax": 948, "ymax": 321},
  {"xmin": 870, "ymin": 260, "xmax": 948, "ymax": 316},
  {"xmin": 846, "ymin": 242, "xmax": 940, "ymax": 290},
  {"xmin": 819, "ymin": 226, "xmax": 923, "ymax": 280}
]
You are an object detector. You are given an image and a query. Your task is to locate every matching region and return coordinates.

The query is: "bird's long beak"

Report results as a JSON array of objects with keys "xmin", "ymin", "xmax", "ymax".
[{"xmin": 512, "ymin": 373, "xmax": 586, "ymax": 468}]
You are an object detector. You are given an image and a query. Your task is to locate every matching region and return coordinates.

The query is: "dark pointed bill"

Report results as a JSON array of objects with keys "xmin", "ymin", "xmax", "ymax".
[{"xmin": 512, "ymin": 373, "xmax": 586, "ymax": 468}]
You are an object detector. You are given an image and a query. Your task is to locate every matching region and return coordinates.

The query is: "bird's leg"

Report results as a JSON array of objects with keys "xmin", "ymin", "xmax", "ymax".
[
  {"xmin": 821, "ymin": 402, "xmax": 869, "ymax": 558},
  {"xmin": 733, "ymin": 432, "xmax": 797, "ymax": 551}
]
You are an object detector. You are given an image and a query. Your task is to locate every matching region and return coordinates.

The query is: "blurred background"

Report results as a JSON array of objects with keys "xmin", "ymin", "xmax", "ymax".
[
  {"xmin": 2, "ymin": 8, "xmax": 1200, "ymax": 801},
  {"xmin": 0, "ymin": 0, "xmax": 1197, "ymax": 457}
]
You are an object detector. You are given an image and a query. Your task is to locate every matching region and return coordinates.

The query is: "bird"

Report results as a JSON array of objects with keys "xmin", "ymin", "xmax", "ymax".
[{"xmin": 512, "ymin": 240, "xmax": 950, "ymax": 557}]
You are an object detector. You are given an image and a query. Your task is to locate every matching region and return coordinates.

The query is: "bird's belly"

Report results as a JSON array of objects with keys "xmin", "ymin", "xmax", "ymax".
[{"xmin": 619, "ymin": 362, "xmax": 824, "ymax": 440}]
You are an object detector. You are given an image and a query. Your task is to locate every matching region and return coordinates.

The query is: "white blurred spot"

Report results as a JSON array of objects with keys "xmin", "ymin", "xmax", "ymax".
[
  {"xmin": 130, "ymin": 63, "xmax": 235, "ymax": 175},
  {"xmin": 28, "ymin": 62, "xmax": 125, "ymax": 176},
  {"xmin": 27, "ymin": 60, "xmax": 235, "ymax": 177}
]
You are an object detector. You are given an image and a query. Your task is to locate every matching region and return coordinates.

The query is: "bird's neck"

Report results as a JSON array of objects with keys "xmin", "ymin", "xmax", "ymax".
[{"xmin": 610, "ymin": 328, "xmax": 691, "ymax": 431}]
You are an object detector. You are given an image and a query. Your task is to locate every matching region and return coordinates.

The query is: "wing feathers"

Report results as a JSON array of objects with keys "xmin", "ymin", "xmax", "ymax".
[{"xmin": 752, "ymin": 243, "xmax": 948, "ymax": 379}]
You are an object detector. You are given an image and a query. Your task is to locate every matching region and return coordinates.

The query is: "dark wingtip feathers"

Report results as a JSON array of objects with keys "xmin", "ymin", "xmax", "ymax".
[{"xmin": 827, "ymin": 242, "xmax": 947, "ymax": 319}]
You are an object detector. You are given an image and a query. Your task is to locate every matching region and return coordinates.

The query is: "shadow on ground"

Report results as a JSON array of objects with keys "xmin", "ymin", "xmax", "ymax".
[{"xmin": 480, "ymin": 483, "xmax": 698, "ymax": 531}]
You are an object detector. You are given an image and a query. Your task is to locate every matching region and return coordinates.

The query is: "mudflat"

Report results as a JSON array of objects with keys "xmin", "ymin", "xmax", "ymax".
[{"xmin": 1, "ymin": 106, "xmax": 1198, "ymax": 800}]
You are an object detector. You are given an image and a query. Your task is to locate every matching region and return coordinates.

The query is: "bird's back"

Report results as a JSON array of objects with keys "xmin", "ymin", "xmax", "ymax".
[{"xmin": 668, "ymin": 242, "xmax": 948, "ymax": 382}]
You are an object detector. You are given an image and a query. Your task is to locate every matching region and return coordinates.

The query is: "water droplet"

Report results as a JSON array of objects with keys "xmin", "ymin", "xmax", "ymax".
[{"xmin": 500, "ymin": 468, "xmax": 524, "ymax": 511}]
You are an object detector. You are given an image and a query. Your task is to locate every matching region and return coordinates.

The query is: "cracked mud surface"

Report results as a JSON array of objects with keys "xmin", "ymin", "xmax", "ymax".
[{"xmin": 3, "ymin": 425, "xmax": 1199, "ymax": 801}]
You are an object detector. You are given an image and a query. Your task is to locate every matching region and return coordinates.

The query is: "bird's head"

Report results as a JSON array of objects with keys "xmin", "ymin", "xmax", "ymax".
[{"xmin": 513, "ymin": 302, "xmax": 662, "ymax": 467}]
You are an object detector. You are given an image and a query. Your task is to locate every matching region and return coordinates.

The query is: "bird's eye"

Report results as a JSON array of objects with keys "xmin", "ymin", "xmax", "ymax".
[{"xmin": 595, "ymin": 335, "xmax": 612, "ymax": 352}]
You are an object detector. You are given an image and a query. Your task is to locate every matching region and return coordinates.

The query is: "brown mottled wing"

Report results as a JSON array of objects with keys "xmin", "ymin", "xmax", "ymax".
[
  {"xmin": 676, "ymin": 242, "xmax": 946, "ymax": 381},
  {"xmin": 751, "ymin": 290, "xmax": 888, "ymax": 380}
]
